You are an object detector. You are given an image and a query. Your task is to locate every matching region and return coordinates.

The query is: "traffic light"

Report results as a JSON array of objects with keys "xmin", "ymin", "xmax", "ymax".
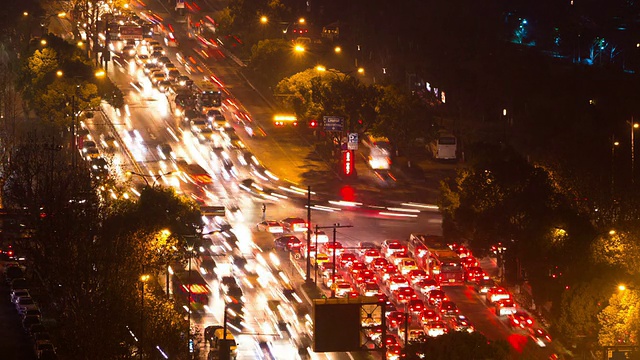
[{"xmin": 309, "ymin": 120, "xmax": 318, "ymax": 128}]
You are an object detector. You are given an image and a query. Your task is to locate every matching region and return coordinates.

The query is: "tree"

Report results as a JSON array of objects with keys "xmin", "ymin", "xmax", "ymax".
[
  {"xmin": 556, "ymin": 277, "xmax": 614, "ymax": 341},
  {"xmin": 591, "ymin": 228, "xmax": 640, "ymax": 275},
  {"xmin": 372, "ymin": 85, "xmax": 434, "ymax": 148},
  {"xmin": 249, "ymin": 39, "xmax": 293, "ymax": 86},
  {"xmin": 598, "ymin": 289, "xmax": 640, "ymax": 346},
  {"xmin": 404, "ymin": 331, "xmax": 509, "ymax": 359}
]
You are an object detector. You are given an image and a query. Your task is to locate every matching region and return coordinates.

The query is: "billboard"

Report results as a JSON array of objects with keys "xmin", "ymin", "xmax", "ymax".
[
  {"xmin": 119, "ymin": 26, "xmax": 143, "ymax": 40},
  {"xmin": 313, "ymin": 297, "xmax": 385, "ymax": 353}
]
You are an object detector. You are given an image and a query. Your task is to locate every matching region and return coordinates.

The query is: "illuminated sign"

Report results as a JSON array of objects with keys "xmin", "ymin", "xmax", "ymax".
[{"xmin": 343, "ymin": 150, "xmax": 354, "ymax": 176}]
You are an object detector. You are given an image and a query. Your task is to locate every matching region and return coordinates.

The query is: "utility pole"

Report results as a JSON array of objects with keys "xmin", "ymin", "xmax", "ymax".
[
  {"xmin": 305, "ymin": 186, "xmax": 312, "ymax": 283},
  {"xmin": 187, "ymin": 246, "xmax": 193, "ymax": 359},
  {"xmin": 315, "ymin": 223, "xmax": 353, "ymax": 297},
  {"xmin": 71, "ymin": 95, "xmax": 77, "ymax": 168}
]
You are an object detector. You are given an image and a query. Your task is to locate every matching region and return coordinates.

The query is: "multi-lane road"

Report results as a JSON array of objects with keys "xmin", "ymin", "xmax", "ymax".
[{"xmin": 74, "ymin": 0, "xmax": 563, "ymax": 359}]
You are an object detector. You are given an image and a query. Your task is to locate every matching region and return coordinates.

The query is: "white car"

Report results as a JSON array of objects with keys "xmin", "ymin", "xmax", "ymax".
[
  {"xmin": 257, "ymin": 221, "xmax": 284, "ymax": 233},
  {"xmin": 303, "ymin": 230, "xmax": 329, "ymax": 244},
  {"xmin": 425, "ymin": 321, "xmax": 448, "ymax": 337}
]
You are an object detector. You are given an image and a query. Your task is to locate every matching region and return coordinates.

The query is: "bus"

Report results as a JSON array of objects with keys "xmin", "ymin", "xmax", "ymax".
[
  {"xmin": 429, "ymin": 130, "xmax": 457, "ymax": 160},
  {"xmin": 166, "ymin": 87, "xmax": 196, "ymax": 118},
  {"xmin": 196, "ymin": 82, "xmax": 222, "ymax": 113},
  {"xmin": 408, "ymin": 234, "xmax": 464, "ymax": 286},
  {"xmin": 173, "ymin": 269, "xmax": 212, "ymax": 310},
  {"xmin": 177, "ymin": 160, "xmax": 213, "ymax": 186}
]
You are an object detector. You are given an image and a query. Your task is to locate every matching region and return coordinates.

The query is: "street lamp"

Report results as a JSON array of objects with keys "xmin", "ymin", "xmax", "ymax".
[
  {"xmin": 260, "ymin": 16, "xmax": 268, "ymax": 24},
  {"xmin": 139, "ymin": 274, "xmax": 150, "ymax": 360},
  {"xmin": 357, "ymin": 67, "xmax": 365, "ymax": 75},
  {"xmin": 334, "ymin": 46, "xmax": 342, "ymax": 54},
  {"xmin": 612, "ymin": 137, "xmax": 620, "ymax": 196},
  {"xmin": 294, "ymin": 44, "xmax": 305, "ymax": 53},
  {"xmin": 186, "ymin": 245, "xmax": 194, "ymax": 359}
]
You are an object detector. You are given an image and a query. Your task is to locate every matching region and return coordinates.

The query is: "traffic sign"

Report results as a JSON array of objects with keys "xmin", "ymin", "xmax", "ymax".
[
  {"xmin": 323, "ymin": 116, "xmax": 344, "ymax": 132},
  {"xmin": 347, "ymin": 133, "xmax": 358, "ymax": 150}
]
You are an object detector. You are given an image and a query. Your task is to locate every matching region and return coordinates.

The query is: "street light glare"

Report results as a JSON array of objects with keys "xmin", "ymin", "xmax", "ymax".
[
  {"xmin": 260, "ymin": 16, "xmax": 268, "ymax": 24},
  {"xmin": 334, "ymin": 46, "xmax": 341, "ymax": 53},
  {"xmin": 56, "ymin": 70, "xmax": 63, "ymax": 77},
  {"xmin": 40, "ymin": 39, "xmax": 47, "ymax": 45},
  {"xmin": 95, "ymin": 69, "xmax": 106, "ymax": 78},
  {"xmin": 315, "ymin": 65, "xmax": 326, "ymax": 72},
  {"xmin": 634, "ymin": 123, "xmax": 639, "ymax": 129},
  {"xmin": 609, "ymin": 229, "xmax": 616, "ymax": 235},
  {"xmin": 57, "ymin": 12, "xmax": 66, "ymax": 18},
  {"xmin": 614, "ymin": 141, "xmax": 620, "ymax": 146},
  {"xmin": 619, "ymin": 284, "xmax": 627, "ymax": 291},
  {"xmin": 23, "ymin": 12, "xmax": 28, "ymax": 16},
  {"xmin": 299, "ymin": 18, "xmax": 306, "ymax": 24},
  {"xmin": 357, "ymin": 67, "xmax": 365, "ymax": 74},
  {"xmin": 294, "ymin": 45, "xmax": 305, "ymax": 53},
  {"xmin": 140, "ymin": 274, "xmax": 150, "ymax": 282}
]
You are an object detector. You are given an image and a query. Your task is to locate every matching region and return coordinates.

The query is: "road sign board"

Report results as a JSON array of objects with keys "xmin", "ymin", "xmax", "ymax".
[
  {"xmin": 323, "ymin": 116, "xmax": 344, "ymax": 132},
  {"xmin": 347, "ymin": 133, "xmax": 358, "ymax": 150}
]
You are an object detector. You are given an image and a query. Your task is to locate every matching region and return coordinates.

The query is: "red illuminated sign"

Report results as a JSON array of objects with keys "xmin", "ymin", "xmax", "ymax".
[{"xmin": 342, "ymin": 150, "xmax": 354, "ymax": 176}]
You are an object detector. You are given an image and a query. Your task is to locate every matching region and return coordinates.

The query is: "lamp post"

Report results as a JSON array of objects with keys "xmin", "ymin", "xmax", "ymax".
[
  {"xmin": 186, "ymin": 245, "xmax": 194, "ymax": 359},
  {"xmin": 629, "ymin": 120, "xmax": 639, "ymax": 184},
  {"xmin": 612, "ymin": 137, "xmax": 620, "ymax": 196},
  {"xmin": 139, "ymin": 274, "xmax": 150, "ymax": 360}
]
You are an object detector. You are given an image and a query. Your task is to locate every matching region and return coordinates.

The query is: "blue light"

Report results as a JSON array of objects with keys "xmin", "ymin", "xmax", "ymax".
[{"xmin": 522, "ymin": 19, "xmax": 528, "ymax": 25}]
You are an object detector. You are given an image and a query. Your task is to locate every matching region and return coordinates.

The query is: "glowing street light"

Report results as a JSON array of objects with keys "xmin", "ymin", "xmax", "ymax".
[
  {"xmin": 315, "ymin": 65, "xmax": 326, "ymax": 72},
  {"xmin": 609, "ymin": 229, "xmax": 616, "ymax": 235},
  {"xmin": 619, "ymin": 284, "xmax": 627, "ymax": 291},
  {"xmin": 23, "ymin": 12, "xmax": 29, "ymax": 17},
  {"xmin": 40, "ymin": 39, "xmax": 47, "ymax": 45},
  {"xmin": 294, "ymin": 44, "xmax": 305, "ymax": 53},
  {"xmin": 299, "ymin": 18, "xmax": 306, "ymax": 24},
  {"xmin": 139, "ymin": 274, "xmax": 150, "ymax": 360},
  {"xmin": 56, "ymin": 70, "xmax": 63, "ymax": 77},
  {"xmin": 334, "ymin": 46, "xmax": 342, "ymax": 54},
  {"xmin": 57, "ymin": 12, "xmax": 66, "ymax": 18},
  {"xmin": 95, "ymin": 69, "xmax": 106, "ymax": 78},
  {"xmin": 357, "ymin": 67, "xmax": 365, "ymax": 75},
  {"xmin": 260, "ymin": 16, "xmax": 268, "ymax": 24}
]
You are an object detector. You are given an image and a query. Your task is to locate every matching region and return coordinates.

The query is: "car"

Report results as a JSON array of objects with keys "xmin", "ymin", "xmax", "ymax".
[
  {"xmin": 421, "ymin": 309, "xmax": 440, "ymax": 324},
  {"xmin": 508, "ymin": 311, "xmax": 535, "ymax": 329},
  {"xmin": 359, "ymin": 282, "xmax": 380, "ymax": 297},
  {"xmin": 190, "ymin": 118, "xmax": 209, "ymax": 133},
  {"xmin": 323, "ymin": 273, "xmax": 345, "ymax": 289},
  {"xmin": 426, "ymin": 289, "xmax": 448, "ymax": 306},
  {"xmin": 487, "ymin": 286, "xmax": 511, "ymax": 303},
  {"xmin": 381, "ymin": 239, "xmax": 405, "ymax": 257},
  {"xmin": 386, "ymin": 345, "xmax": 403, "ymax": 360},
  {"xmin": 82, "ymin": 140, "xmax": 97, "ymax": 153},
  {"xmin": 425, "ymin": 321, "xmax": 448, "ymax": 337},
  {"xmin": 407, "ymin": 299, "xmax": 425, "ymax": 314},
  {"xmin": 135, "ymin": 54, "xmax": 149, "ymax": 65},
  {"xmin": 90, "ymin": 157, "xmax": 109, "ymax": 176},
  {"xmin": 22, "ymin": 314, "xmax": 41, "ymax": 332},
  {"xmin": 166, "ymin": 69, "xmax": 180, "ymax": 82},
  {"xmin": 149, "ymin": 50, "xmax": 163, "ymax": 63},
  {"xmin": 34, "ymin": 341, "xmax": 55, "ymax": 359},
  {"xmin": 321, "ymin": 242, "xmax": 344, "ymax": 257},
  {"xmin": 357, "ymin": 241, "xmax": 377, "ymax": 256},
  {"xmin": 220, "ymin": 276, "xmax": 239, "ymax": 293},
  {"xmin": 461, "ymin": 256, "xmax": 479, "ymax": 269},
  {"xmin": 529, "ymin": 327, "xmax": 552, "ymax": 347},
  {"xmin": 302, "ymin": 230, "xmax": 329, "ymax": 244},
  {"xmin": 83, "ymin": 147, "xmax": 100, "ymax": 160},
  {"xmin": 394, "ymin": 286, "xmax": 418, "ymax": 303},
  {"xmin": 11, "ymin": 289, "xmax": 29, "ymax": 304},
  {"xmin": 122, "ymin": 44, "xmax": 136, "ymax": 58},
  {"xmin": 156, "ymin": 143, "xmax": 176, "ymax": 160},
  {"xmin": 257, "ymin": 220, "xmax": 284, "ymax": 233},
  {"xmin": 274, "ymin": 235, "xmax": 301, "ymax": 251},
  {"xmin": 370, "ymin": 257, "xmax": 389, "ymax": 271},
  {"xmin": 334, "ymin": 282, "xmax": 353, "ymax": 297},
  {"xmin": 143, "ymin": 62, "xmax": 159, "ymax": 74},
  {"xmin": 349, "ymin": 262, "xmax": 368, "ymax": 277},
  {"xmin": 362, "ymin": 248, "xmax": 381, "ymax": 264},
  {"xmin": 438, "ymin": 300, "xmax": 459, "ymax": 317},
  {"xmin": 16, "ymin": 296, "xmax": 36, "ymax": 311},
  {"xmin": 151, "ymin": 72, "xmax": 166, "ymax": 85},
  {"xmin": 353, "ymin": 269, "xmax": 376, "ymax": 285},
  {"xmin": 157, "ymin": 56, "xmax": 171, "ymax": 67},
  {"xmin": 380, "ymin": 264, "xmax": 400, "ymax": 281},
  {"xmin": 338, "ymin": 252, "xmax": 358, "ymax": 267},
  {"xmin": 157, "ymin": 79, "xmax": 172, "ymax": 92},
  {"xmin": 495, "ymin": 298, "xmax": 517, "ymax": 316},
  {"xmin": 99, "ymin": 132, "xmax": 119, "ymax": 150},
  {"xmin": 387, "ymin": 311, "xmax": 408, "ymax": 328},
  {"xmin": 465, "ymin": 266, "xmax": 486, "ymax": 283},
  {"xmin": 280, "ymin": 217, "xmax": 308, "ymax": 232},
  {"xmin": 388, "ymin": 274, "xmax": 409, "ymax": 291},
  {"xmin": 475, "ymin": 277, "xmax": 495, "ymax": 294},
  {"xmin": 381, "ymin": 334, "xmax": 399, "ymax": 347},
  {"xmin": 176, "ymin": 75, "xmax": 191, "ymax": 87},
  {"xmin": 450, "ymin": 315, "xmax": 474, "ymax": 333},
  {"xmin": 398, "ymin": 258, "xmax": 418, "ymax": 275},
  {"xmin": 416, "ymin": 278, "xmax": 440, "ymax": 296},
  {"xmin": 407, "ymin": 269, "xmax": 428, "ymax": 284}
]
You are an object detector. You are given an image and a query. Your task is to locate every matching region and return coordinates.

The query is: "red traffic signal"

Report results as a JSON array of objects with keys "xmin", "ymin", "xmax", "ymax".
[{"xmin": 309, "ymin": 120, "xmax": 318, "ymax": 128}]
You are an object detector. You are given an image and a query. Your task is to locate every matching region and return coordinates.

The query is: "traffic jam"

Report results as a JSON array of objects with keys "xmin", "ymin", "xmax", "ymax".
[{"xmin": 269, "ymin": 232, "xmax": 554, "ymax": 358}]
